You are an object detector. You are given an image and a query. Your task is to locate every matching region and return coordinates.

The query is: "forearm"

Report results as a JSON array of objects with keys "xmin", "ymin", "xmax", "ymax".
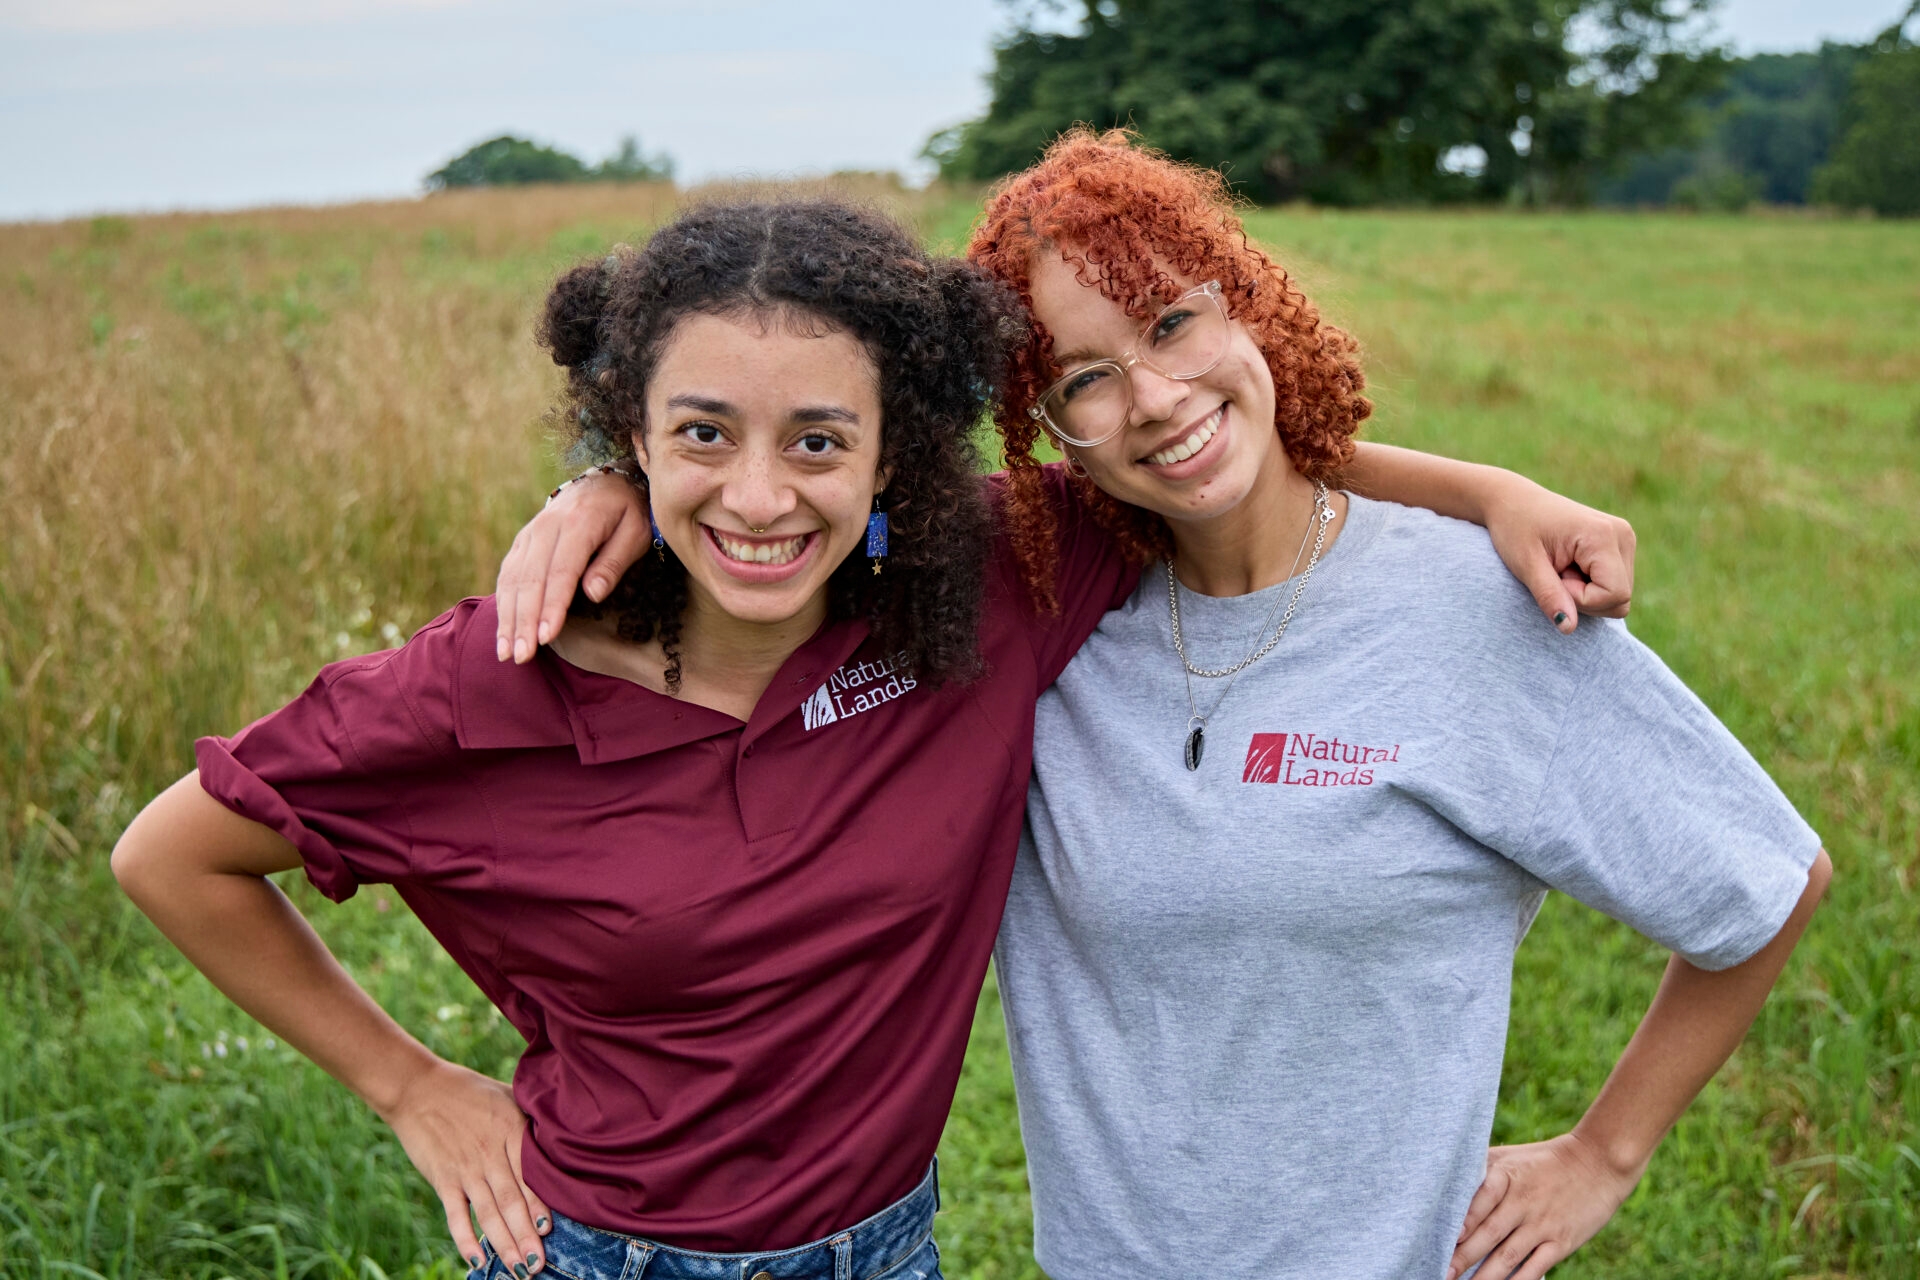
[
  {"xmin": 1572, "ymin": 850, "xmax": 1832, "ymax": 1176},
  {"xmin": 114, "ymin": 777, "xmax": 439, "ymax": 1117},
  {"xmin": 1343, "ymin": 441, "xmax": 1533, "ymax": 526}
]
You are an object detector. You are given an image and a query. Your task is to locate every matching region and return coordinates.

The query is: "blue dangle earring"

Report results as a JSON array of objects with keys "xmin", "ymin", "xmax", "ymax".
[
  {"xmin": 649, "ymin": 507, "xmax": 666, "ymax": 561},
  {"xmin": 866, "ymin": 495, "xmax": 889, "ymax": 575}
]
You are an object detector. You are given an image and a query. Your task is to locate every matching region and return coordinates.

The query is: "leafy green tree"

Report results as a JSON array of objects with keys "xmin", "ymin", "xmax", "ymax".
[
  {"xmin": 1599, "ymin": 43, "xmax": 1871, "ymax": 207},
  {"xmin": 1813, "ymin": 9, "xmax": 1920, "ymax": 215},
  {"xmin": 596, "ymin": 135, "xmax": 676, "ymax": 183},
  {"xmin": 925, "ymin": 0, "xmax": 1726, "ymax": 203},
  {"xmin": 427, "ymin": 136, "xmax": 591, "ymax": 189}
]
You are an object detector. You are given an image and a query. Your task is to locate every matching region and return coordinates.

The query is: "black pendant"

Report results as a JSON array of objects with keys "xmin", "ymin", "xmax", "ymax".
[{"xmin": 1184, "ymin": 725, "xmax": 1205, "ymax": 771}]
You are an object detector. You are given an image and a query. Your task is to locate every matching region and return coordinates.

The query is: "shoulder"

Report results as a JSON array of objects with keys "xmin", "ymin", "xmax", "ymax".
[
  {"xmin": 1352, "ymin": 495, "xmax": 1533, "ymax": 622},
  {"xmin": 1344, "ymin": 495, "xmax": 1620, "ymax": 686},
  {"xmin": 305, "ymin": 597, "xmax": 570, "ymax": 756}
]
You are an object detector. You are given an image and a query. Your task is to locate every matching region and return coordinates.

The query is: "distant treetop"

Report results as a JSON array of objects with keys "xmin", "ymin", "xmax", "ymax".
[
  {"xmin": 925, "ymin": 0, "xmax": 1727, "ymax": 206},
  {"xmin": 426, "ymin": 134, "xmax": 674, "ymax": 191}
]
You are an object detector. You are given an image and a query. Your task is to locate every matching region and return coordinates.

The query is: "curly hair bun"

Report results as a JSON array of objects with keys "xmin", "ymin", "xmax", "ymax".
[{"xmin": 540, "ymin": 259, "xmax": 614, "ymax": 370}]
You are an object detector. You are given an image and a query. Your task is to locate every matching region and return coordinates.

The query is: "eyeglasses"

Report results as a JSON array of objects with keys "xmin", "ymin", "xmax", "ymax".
[{"xmin": 1026, "ymin": 281, "xmax": 1230, "ymax": 448}]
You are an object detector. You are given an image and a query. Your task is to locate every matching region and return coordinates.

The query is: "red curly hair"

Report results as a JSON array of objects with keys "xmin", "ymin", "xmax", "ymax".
[{"xmin": 968, "ymin": 128, "xmax": 1371, "ymax": 612}]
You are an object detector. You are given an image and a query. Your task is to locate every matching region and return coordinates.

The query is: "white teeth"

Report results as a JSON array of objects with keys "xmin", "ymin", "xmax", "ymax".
[
  {"xmin": 1145, "ymin": 407, "xmax": 1222, "ymax": 467},
  {"xmin": 714, "ymin": 531, "xmax": 807, "ymax": 566}
]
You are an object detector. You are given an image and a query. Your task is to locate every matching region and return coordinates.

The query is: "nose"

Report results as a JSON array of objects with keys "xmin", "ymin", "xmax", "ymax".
[
  {"xmin": 1126, "ymin": 361, "xmax": 1190, "ymax": 429},
  {"xmin": 720, "ymin": 444, "xmax": 799, "ymax": 530}
]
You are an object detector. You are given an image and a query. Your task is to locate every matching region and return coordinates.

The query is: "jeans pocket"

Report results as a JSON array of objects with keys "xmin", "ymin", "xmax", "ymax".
[
  {"xmin": 869, "ymin": 1232, "xmax": 941, "ymax": 1280},
  {"xmin": 466, "ymin": 1240, "xmax": 502, "ymax": 1280}
]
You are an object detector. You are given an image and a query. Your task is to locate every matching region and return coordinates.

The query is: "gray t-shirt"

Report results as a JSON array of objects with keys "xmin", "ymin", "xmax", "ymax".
[{"xmin": 997, "ymin": 494, "xmax": 1821, "ymax": 1280}]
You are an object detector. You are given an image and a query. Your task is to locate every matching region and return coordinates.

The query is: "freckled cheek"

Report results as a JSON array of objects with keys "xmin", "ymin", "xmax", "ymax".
[
  {"xmin": 801, "ymin": 475, "xmax": 874, "ymax": 547},
  {"xmin": 649, "ymin": 473, "xmax": 717, "ymax": 526}
]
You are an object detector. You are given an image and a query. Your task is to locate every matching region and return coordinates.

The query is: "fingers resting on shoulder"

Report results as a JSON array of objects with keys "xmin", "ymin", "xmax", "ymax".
[{"xmin": 495, "ymin": 473, "xmax": 649, "ymax": 664}]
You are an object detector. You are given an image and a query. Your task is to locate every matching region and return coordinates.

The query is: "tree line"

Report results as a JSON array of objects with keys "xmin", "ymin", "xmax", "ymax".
[
  {"xmin": 927, "ymin": 0, "xmax": 1919, "ymax": 214},
  {"xmin": 426, "ymin": 135, "xmax": 674, "ymax": 190}
]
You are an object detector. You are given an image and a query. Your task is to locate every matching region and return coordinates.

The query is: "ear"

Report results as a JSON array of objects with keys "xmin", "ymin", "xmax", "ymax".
[
  {"xmin": 874, "ymin": 463, "xmax": 894, "ymax": 498},
  {"xmin": 632, "ymin": 426, "xmax": 651, "ymax": 471}
]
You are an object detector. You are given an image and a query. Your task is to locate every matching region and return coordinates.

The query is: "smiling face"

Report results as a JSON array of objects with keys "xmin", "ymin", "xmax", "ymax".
[
  {"xmin": 1026, "ymin": 252, "xmax": 1296, "ymax": 530},
  {"xmin": 636, "ymin": 309, "xmax": 887, "ymax": 633}
]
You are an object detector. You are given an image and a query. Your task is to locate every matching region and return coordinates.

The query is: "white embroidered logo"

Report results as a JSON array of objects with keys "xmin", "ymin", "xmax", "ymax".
[
  {"xmin": 802, "ymin": 652, "xmax": 918, "ymax": 731},
  {"xmin": 801, "ymin": 684, "xmax": 839, "ymax": 731}
]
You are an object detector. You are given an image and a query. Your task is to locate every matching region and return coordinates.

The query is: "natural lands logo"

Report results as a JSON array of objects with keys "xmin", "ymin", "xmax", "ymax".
[
  {"xmin": 801, "ymin": 651, "xmax": 919, "ymax": 731},
  {"xmin": 1242, "ymin": 731, "xmax": 1401, "ymax": 786}
]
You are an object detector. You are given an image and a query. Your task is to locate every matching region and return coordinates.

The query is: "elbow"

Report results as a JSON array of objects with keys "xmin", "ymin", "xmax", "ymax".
[
  {"xmin": 1805, "ymin": 847, "xmax": 1833, "ymax": 905},
  {"xmin": 111, "ymin": 781, "xmax": 186, "ymax": 904},
  {"xmin": 110, "ymin": 820, "xmax": 156, "ymax": 903}
]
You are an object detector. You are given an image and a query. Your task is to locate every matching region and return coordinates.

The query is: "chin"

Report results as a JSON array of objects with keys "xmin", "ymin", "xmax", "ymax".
[{"xmin": 703, "ymin": 578, "xmax": 831, "ymax": 627}]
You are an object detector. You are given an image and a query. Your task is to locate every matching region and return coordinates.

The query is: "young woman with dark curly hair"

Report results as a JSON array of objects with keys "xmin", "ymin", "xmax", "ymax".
[
  {"xmin": 114, "ymin": 200, "xmax": 1115, "ymax": 1280},
  {"xmin": 506, "ymin": 137, "xmax": 1830, "ymax": 1280}
]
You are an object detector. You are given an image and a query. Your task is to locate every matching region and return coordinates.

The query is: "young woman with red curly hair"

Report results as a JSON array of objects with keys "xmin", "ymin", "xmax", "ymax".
[{"xmin": 498, "ymin": 135, "xmax": 1826, "ymax": 1280}]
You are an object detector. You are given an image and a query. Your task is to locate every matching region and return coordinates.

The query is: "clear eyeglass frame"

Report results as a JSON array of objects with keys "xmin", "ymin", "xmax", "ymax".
[{"xmin": 1026, "ymin": 280, "xmax": 1229, "ymax": 449}]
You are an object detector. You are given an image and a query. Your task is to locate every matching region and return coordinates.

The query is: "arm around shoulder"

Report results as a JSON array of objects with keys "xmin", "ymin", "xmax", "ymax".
[{"xmin": 1345, "ymin": 441, "xmax": 1636, "ymax": 632}]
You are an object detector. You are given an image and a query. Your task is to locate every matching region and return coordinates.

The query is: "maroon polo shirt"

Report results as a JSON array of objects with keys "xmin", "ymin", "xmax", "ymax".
[{"xmin": 194, "ymin": 470, "xmax": 1136, "ymax": 1251}]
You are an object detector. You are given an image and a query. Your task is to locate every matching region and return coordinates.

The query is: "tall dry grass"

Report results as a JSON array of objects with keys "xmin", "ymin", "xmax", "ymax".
[{"xmin": 0, "ymin": 179, "xmax": 970, "ymax": 874}]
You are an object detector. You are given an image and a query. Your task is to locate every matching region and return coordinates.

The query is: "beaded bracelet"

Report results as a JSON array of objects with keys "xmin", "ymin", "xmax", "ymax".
[{"xmin": 545, "ymin": 458, "xmax": 642, "ymax": 507}]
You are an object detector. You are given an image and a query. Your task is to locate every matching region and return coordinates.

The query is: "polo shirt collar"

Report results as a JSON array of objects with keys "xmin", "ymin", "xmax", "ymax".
[{"xmin": 452, "ymin": 596, "xmax": 872, "ymax": 764}]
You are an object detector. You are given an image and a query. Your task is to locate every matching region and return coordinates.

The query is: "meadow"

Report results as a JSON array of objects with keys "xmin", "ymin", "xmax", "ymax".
[{"xmin": 1, "ymin": 181, "xmax": 1916, "ymax": 1279}]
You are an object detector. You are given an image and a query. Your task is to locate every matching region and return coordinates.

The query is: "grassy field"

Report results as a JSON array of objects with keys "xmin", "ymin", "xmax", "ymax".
[{"xmin": 2, "ymin": 183, "xmax": 1915, "ymax": 1279}]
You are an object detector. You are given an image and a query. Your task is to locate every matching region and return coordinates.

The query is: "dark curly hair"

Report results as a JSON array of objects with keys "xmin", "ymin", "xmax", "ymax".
[
  {"xmin": 538, "ymin": 199, "xmax": 1018, "ymax": 688},
  {"xmin": 968, "ymin": 129, "xmax": 1372, "ymax": 612}
]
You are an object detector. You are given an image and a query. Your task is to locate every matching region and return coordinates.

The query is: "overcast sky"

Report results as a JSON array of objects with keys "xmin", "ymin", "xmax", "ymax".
[{"xmin": 0, "ymin": 0, "xmax": 1907, "ymax": 222}]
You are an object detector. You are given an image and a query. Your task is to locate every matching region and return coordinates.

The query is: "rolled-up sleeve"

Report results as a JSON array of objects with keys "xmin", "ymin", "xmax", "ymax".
[{"xmin": 195, "ymin": 614, "xmax": 462, "ymax": 901}]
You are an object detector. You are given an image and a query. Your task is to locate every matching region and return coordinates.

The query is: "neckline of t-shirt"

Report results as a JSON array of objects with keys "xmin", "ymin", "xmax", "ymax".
[{"xmin": 1159, "ymin": 490, "xmax": 1386, "ymax": 620}]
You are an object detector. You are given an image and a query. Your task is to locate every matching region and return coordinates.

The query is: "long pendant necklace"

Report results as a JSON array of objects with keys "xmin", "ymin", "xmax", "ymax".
[{"xmin": 1170, "ymin": 482, "xmax": 1333, "ymax": 770}]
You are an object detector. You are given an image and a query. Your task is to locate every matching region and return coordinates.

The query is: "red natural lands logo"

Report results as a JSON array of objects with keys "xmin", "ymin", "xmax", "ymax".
[{"xmin": 1242, "ymin": 732, "xmax": 1401, "ymax": 786}]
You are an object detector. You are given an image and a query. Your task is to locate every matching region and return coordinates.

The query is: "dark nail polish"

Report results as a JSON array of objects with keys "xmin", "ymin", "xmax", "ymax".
[
  {"xmin": 514, "ymin": 1265, "xmax": 528, "ymax": 1280},
  {"xmin": 469, "ymin": 1256, "xmax": 481, "ymax": 1269},
  {"xmin": 1553, "ymin": 611, "xmax": 1568, "ymax": 625},
  {"xmin": 536, "ymin": 1216, "xmax": 549, "ymax": 1231}
]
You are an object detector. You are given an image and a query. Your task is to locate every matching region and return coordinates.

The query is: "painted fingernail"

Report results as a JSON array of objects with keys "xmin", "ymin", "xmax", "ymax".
[
  {"xmin": 535, "ymin": 1216, "xmax": 549, "ymax": 1231},
  {"xmin": 469, "ymin": 1257, "xmax": 481, "ymax": 1270},
  {"xmin": 528, "ymin": 1257, "xmax": 542, "ymax": 1274},
  {"xmin": 1553, "ymin": 611, "xmax": 1568, "ymax": 625},
  {"xmin": 514, "ymin": 1264, "xmax": 528, "ymax": 1279}
]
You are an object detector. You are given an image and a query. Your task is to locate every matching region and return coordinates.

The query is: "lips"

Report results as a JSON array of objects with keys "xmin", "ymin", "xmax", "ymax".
[
  {"xmin": 1140, "ymin": 404, "xmax": 1225, "ymax": 467},
  {"xmin": 709, "ymin": 528, "xmax": 810, "ymax": 566}
]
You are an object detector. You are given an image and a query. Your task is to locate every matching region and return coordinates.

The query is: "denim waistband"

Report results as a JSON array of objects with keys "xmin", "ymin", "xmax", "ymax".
[{"xmin": 478, "ymin": 1160, "xmax": 940, "ymax": 1280}]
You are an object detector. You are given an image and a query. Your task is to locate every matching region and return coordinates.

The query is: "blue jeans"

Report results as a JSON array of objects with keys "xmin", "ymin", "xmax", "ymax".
[{"xmin": 469, "ymin": 1161, "xmax": 942, "ymax": 1280}]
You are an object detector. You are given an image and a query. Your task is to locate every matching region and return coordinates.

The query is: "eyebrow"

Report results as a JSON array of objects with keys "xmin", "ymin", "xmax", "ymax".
[
  {"xmin": 665, "ymin": 393, "xmax": 735, "ymax": 415},
  {"xmin": 790, "ymin": 405, "xmax": 861, "ymax": 425},
  {"xmin": 1051, "ymin": 347, "xmax": 1108, "ymax": 369},
  {"xmin": 663, "ymin": 393, "xmax": 861, "ymax": 426}
]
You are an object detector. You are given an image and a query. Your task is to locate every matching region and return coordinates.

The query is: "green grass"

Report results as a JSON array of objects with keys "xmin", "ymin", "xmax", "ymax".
[{"xmin": 3, "ymin": 192, "xmax": 1916, "ymax": 1278}]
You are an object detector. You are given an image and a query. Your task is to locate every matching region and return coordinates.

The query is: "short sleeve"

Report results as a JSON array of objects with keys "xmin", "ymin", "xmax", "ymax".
[
  {"xmin": 1502, "ymin": 621, "xmax": 1821, "ymax": 970},
  {"xmin": 994, "ymin": 465, "xmax": 1142, "ymax": 689},
  {"xmin": 194, "ymin": 610, "xmax": 464, "ymax": 903}
]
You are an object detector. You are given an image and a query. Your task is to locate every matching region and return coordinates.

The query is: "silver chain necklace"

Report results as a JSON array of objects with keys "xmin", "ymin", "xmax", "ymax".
[{"xmin": 1171, "ymin": 482, "xmax": 1333, "ymax": 770}]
